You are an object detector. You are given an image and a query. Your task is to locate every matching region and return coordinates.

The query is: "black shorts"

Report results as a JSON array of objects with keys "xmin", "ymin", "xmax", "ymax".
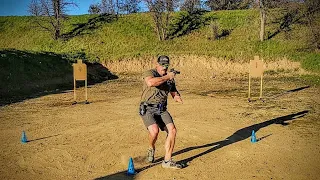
[{"xmin": 140, "ymin": 110, "xmax": 174, "ymax": 131}]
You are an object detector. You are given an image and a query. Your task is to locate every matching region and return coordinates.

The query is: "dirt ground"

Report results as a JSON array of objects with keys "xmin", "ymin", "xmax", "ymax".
[{"xmin": 0, "ymin": 68, "xmax": 320, "ymax": 180}]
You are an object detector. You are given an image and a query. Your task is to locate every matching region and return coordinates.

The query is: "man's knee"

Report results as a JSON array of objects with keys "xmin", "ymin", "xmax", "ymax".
[
  {"xmin": 171, "ymin": 127, "xmax": 177, "ymax": 136},
  {"xmin": 148, "ymin": 124, "xmax": 159, "ymax": 138},
  {"xmin": 167, "ymin": 124, "xmax": 177, "ymax": 136}
]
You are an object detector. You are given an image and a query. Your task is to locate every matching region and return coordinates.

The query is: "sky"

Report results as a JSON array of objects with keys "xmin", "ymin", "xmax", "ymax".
[{"xmin": 0, "ymin": 0, "xmax": 126, "ymax": 16}]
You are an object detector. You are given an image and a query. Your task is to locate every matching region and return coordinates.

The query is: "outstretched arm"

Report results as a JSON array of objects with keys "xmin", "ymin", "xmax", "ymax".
[{"xmin": 145, "ymin": 72, "xmax": 175, "ymax": 87}]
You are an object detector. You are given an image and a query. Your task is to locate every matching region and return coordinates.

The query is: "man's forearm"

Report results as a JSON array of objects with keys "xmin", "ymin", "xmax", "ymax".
[
  {"xmin": 146, "ymin": 75, "xmax": 170, "ymax": 87},
  {"xmin": 170, "ymin": 91, "xmax": 180, "ymax": 98}
]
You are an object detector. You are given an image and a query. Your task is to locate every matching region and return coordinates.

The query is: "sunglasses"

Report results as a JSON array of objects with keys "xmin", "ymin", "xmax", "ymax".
[{"xmin": 161, "ymin": 64, "xmax": 169, "ymax": 69}]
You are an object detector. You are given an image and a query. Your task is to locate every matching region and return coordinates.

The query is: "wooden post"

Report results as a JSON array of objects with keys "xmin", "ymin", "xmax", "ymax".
[
  {"xmin": 260, "ymin": 74, "xmax": 263, "ymax": 99},
  {"xmin": 73, "ymin": 78, "xmax": 76, "ymax": 102},
  {"xmin": 85, "ymin": 78, "xmax": 88, "ymax": 104},
  {"xmin": 248, "ymin": 74, "xmax": 251, "ymax": 101}
]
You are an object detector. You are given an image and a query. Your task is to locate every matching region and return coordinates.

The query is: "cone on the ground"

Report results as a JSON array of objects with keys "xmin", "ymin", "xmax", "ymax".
[
  {"xmin": 251, "ymin": 130, "xmax": 257, "ymax": 143},
  {"xmin": 21, "ymin": 131, "xmax": 28, "ymax": 144},
  {"xmin": 127, "ymin": 157, "xmax": 135, "ymax": 176}
]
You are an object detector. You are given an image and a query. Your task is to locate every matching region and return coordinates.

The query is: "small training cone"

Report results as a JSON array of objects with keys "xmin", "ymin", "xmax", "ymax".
[
  {"xmin": 251, "ymin": 130, "xmax": 257, "ymax": 143},
  {"xmin": 21, "ymin": 131, "xmax": 28, "ymax": 144},
  {"xmin": 127, "ymin": 157, "xmax": 135, "ymax": 176}
]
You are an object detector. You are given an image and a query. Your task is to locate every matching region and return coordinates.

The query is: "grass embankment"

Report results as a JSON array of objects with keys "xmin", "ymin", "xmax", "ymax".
[
  {"xmin": 0, "ymin": 9, "xmax": 319, "ymax": 68},
  {"xmin": 0, "ymin": 9, "xmax": 319, "ymax": 102},
  {"xmin": 0, "ymin": 50, "xmax": 73, "ymax": 102},
  {"xmin": 0, "ymin": 49, "xmax": 116, "ymax": 105}
]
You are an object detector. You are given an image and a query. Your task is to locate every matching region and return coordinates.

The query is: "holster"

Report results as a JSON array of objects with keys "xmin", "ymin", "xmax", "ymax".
[{"xmin": 139, "ymin": 102, "xmax": 147, "ymax": 116}]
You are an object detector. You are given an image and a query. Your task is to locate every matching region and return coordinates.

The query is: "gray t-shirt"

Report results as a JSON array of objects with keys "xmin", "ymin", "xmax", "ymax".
[{"xmin": 140, "ymin": 69, "xmax": 177, "ymax": 104}]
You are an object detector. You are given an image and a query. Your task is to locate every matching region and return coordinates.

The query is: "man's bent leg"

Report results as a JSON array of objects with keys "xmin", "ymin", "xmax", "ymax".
[
  {"xmin": 147, "ymin": 124, "xmax": 159, "ymax": 150},
  {"xmin": 164, "ymin": 123, "xmax": 176, "ymax": 161},
  {"xmin": 146, "ymin": 124, "xmax": 159, "ymax": 163},
  {"xmin": 162, "ymin": 123, "xmax": 182, "ymax": 169}
]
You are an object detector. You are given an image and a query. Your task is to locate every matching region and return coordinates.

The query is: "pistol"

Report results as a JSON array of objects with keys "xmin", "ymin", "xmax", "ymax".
[{"xmin": 170, "ymin": 68, "xmax": 180, "ymax": 75}]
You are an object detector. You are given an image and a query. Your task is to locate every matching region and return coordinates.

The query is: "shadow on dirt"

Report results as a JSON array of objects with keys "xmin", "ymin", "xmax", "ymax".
[
  {"xmin": 95, "ymin": 171, "xmax": 134, "ymax": 180},
  {"xmin": 94, "ymin": 110, "xmax": 309, "ymax": 179},
  {"xmin": 266, "ymin": 86, "xmax": 310, "ymax": 100},
  {"xmin": 0, "ymin": 49, "xmax": 118, "ymax": 106},
  {"xmin": 175, "ymin": 110, "xmax": 309, "ymax": 167},
  {"xmin": 27, "ymin": 134, "xmax": 62, "ymax": 143},
  {"xmin": 199, "ymin": 85, "xmax": 310, "ymax": 99}
]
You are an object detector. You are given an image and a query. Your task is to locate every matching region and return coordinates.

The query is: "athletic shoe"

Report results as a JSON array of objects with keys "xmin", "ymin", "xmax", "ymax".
[
  {"xmin": 161, "ymin": 159, "xmax": 182, "ymax": 169},
  {"xmin": 146, "ymin": 148, "xmax": 155, "ymax": 163}
]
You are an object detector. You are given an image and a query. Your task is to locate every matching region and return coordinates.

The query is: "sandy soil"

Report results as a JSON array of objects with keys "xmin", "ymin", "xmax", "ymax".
[{"xmin": 0, "ymin": 73, "xmax": 319, "ymax": 180}]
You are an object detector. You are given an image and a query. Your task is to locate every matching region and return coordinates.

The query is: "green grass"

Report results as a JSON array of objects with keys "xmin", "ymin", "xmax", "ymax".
[
  {"xmin": 300, "ymin": 53, "xmax": 320, "ymax": 72},
  {"xmin": 300, "ymin": 74, "xmax": 320, "ymax": 86},
  {"xmin": 0, "ymin": 9, "xmax": 318, "ymax": 64}
]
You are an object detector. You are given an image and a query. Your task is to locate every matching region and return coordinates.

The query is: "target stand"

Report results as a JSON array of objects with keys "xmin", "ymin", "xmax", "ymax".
[
  {"xmin": 248, "ymin": 56, "xmax": 264, "ymax": 102},
  {"xmin": 72, "ymin": 60, "xmax": 89, "ymax": 105}
]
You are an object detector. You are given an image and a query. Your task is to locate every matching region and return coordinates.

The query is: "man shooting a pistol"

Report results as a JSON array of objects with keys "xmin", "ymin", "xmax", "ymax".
[{"xmin": 139, "ymin": 55, "xmax": 183, "ymax": 169}]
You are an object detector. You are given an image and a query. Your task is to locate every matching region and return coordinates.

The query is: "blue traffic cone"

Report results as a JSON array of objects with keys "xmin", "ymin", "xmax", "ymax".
[
  {"xmin": 127, "ymin": 157, "xmax": 135, "ymax": 176},
  {"xmin": 251, "ymin": 130, "xmax": 257, "ymax": 143},
  {"xmin": 21, "ymin": 131, "xmax": 28, "ymax": 144}
]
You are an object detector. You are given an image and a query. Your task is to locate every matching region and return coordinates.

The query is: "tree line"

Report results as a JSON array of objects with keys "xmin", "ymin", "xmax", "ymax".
[{"xmin": 28, "ymin": 0, "xmax": 319, "ymax": 49}]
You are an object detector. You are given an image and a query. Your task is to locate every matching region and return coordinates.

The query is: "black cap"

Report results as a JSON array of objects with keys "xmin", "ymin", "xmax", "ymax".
[{"xmin": 157, "ymin": 55, "xmax": 170, "ymax": 65}]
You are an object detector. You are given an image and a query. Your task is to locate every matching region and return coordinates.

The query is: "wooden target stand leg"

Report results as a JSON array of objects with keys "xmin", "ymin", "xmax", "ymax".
[
  {"xmin": 248, "ymin": 75, "xmax": 264, "ymax": 102},
  {"xmin": 248, "ymin": 74, "xmax": 251, "ymax": 102},
  {"xmin": 72, "ymin": 79, "xmax": 89, "ymax": 105},
  {"xmin": 85, "ymin": 79, "xmax": 88, "ymax": 104},
  {"xmin": 73, "ymin": 78, "xmax": 76, "ymax": 105},
  {"xmin": 260, "ymin": 75, "xmax": 264, "ymax": 102}
]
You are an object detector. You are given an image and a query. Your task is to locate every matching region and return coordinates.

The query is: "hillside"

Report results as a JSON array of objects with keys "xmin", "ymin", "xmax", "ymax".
[
  {"xmin": 1, "ymin": 8, "xmax": 320, "ymax": 180},
  {"xmin": 0, "ymin": 9, "xmax": 319, "ymax": 68},
  {"xmin": 0, "ymin": 9, "xmax": 319, "ymax": 103}
]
